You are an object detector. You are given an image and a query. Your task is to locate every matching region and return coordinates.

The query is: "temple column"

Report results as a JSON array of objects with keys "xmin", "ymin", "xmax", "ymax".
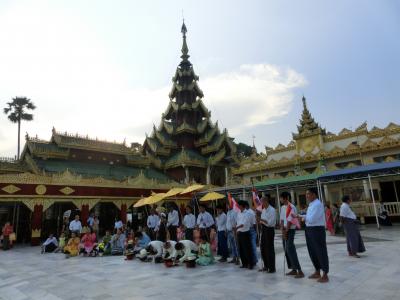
[
  {"xmin": 363, "ymin": 180, "xmax": 370, "ymax": 201},
  {"xmin": 120, "ymin": 203, "xmax": 127, "ymax": 224},
  {"xmin": 225, "ymin": 167, "xmax": 229, "ymax": 186},
  {"xmin": 31, "ymin": 203, "xmax": 43, "ymax": 246},
  {"xmin": 323, "ymin": 185, "xmax": 329, "ymax": 204},
  {"xmin": 206, "ymin": 165, "xmax": 211, "ymax": 185},
  {"xmin": 185, "ymin": 167, "xmax": 190, "ymax": 184},
  {"xmin": 290, "ymin": 189, "xmax": 295, "ymax": 204},
  {"xmin": 80, "ymin": 203, "xmax": 89, "ymax": 228}
]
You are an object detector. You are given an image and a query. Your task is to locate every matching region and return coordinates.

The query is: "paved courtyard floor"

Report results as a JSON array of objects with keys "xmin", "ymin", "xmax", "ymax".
[{"xmin": 1, "ymin": 225, "xmax": 400, "ymax": 300}]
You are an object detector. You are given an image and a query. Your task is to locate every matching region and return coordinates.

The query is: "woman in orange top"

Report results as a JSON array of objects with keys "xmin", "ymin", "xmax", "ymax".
[{"xmin": 64, "ymin": 232, "xmax": 81, "ymax": 258}]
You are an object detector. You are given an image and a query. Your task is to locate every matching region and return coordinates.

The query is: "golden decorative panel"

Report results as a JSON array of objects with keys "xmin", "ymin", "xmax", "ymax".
[
  {"xmin": 31, "ymin": 229, "xmax": 41, "ymax": 238},
  {"xmin": 60, "ymin": 186, "xmax": 75, "ymax": 195},
  {"xmin": 2, "ymin": 184, "xmax": 21, "ymax": 194},
  {"xmin": 35, "ymin": 185, "xmax": 47, "ymax": 195}
]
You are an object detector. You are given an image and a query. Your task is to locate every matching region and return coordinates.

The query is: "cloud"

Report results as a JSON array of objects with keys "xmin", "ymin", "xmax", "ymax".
[
  {"xmin": 201, "ymin": 64, "xmax": 307, "ymax": 135},
  {"xmin": 0, "ymin": 2, "xmax": 307, "ymax": 156}
]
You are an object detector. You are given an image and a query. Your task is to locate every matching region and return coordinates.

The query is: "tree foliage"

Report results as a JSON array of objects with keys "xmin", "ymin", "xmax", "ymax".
[{"xmin": 235, "ymin": 142, "xmax": 254, "ymax": 157}]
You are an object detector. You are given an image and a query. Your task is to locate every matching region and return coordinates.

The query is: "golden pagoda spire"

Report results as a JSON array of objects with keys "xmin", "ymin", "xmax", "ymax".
[
  {"xmin": 180, "ymin": 20, "xmax": 189, "ymax": 61},
  {"xmin": 293, "ymin": 95, "xmax": 325, "ymax": 139}
]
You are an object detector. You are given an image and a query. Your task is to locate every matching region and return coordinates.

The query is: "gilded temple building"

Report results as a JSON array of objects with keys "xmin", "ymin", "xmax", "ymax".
[
  {"xmin": 232, "ymin": 96, "xmax": 400, "ymax": 220},
  {"xmin": 0, "ymin": 22, "xmax": 238, "ymax": 245}
]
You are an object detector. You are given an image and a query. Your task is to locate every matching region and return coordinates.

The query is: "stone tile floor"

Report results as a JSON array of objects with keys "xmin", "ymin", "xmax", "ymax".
[{"xmin": 1, "ymin": 225, "xmax": 400, "ymax": 300}]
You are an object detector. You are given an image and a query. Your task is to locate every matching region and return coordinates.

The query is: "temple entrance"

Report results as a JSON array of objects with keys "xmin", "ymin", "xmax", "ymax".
[
  {"xmin": 99, "ymin": 202, "xmax": 119, "ymax": 235},
  {"xmin": 0, "ymin": 202, "xmax": 31, "ymax": 244},
  {"xmin": 380, "ymin": 181, "xmax": 400, "ymax": 202}
]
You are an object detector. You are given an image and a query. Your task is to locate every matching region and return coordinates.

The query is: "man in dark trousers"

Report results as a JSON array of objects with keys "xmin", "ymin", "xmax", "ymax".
[
  {"xmin": 280, "ymin": 192, "xmax": 304, "ymax": 278},
  {"xmin": 259, "ymin": 196, "xmax": 276, "ymax": 273},
  {"xmin": 302, "ymin": 188, "xmax": 329, "ymax": 283},
  {"xmin": 235, "ymin": 200, "xmax": 254, "ymax": 270}
]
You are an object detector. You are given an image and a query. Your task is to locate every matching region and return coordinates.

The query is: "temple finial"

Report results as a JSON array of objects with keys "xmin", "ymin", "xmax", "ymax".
[
  {"xmin": 302, "ymin": 95, "xmax": 307, "ymax": 109},
  {"xmin": 180, "ymin": 20, "xmax": 189, "ymax": 61}
]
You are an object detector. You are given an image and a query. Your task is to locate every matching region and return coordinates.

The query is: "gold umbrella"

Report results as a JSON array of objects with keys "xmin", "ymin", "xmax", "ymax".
[
  {"xmin": 200, "ymin": 192, "xmax": 225, "ymax": 202},
  {"xmin": 180, "ymin": 184, "xmax": 205, "ymax": 195},
  {"xmin": 133, "ymin": 196, "xmax": 150, "ymax": 208},
  {"xmin": 164, "ymin": 187, "xmax": 185, "ymax": 198},
  {"xmin": 144, "ymin": 193, "xmax": 167, "ymax": 205}
]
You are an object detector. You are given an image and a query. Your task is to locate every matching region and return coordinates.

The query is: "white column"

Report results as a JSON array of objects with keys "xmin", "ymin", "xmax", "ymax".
[
  {"xmin": 368, "ymin": 174, "xmax": 380, "ymax": 230},
  {"xmin": 225, "ymin": 167, "xmax": 229, "ymax": 186},
  {"xmin": 393, "ymin": 181, "xmax": 399, "ymax": 202},
  {"xmin": 290, "ymin": 189, "xmax": 295, "ymax": 204},
  {"xmin": 323, "ymin": 184, "xmax": 329, "ymax": 204},
  {"xmin": 363, "ymin": 180, "xmax": 370, "ymax": 201},
  {"xmin": 206, "ymin": 165, "xmax": 211, "ymax": 185}
]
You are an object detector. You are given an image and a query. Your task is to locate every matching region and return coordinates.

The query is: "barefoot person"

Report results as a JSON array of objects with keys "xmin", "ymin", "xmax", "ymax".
[
  {"xmin": 280, "ymin": 192, "xmax": 304, "ymax": 278},
  {"xmin": 340, "ymin": 195, "xmax": 365, "ymax": 258},
  {"xmin": 303, "ymin": 188, "xmax": 329, "ymax": 283},
  {"xmin": 259, "ymin": 196, "xmax": 276, "ymax": 273}
]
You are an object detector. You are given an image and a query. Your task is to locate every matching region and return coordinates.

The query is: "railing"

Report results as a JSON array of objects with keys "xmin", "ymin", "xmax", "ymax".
[
  {"xmin": 0, "ymin": 157, "xmax": 17, "ymax": 163},
  {"xmin": 352, "ymin": 201, "xmax": 400, "ymax": 217}
]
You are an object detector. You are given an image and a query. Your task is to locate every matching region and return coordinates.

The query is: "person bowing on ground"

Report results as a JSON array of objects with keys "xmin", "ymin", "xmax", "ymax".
[{"xmin": 175, "ymin": 239, "xmax": 198, "ymax": 264}]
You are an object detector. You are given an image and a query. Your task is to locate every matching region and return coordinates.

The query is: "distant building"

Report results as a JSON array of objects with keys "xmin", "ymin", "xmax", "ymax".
[{"xmin": 233, "ymin": 96, "xmax": 400, "ymax": 217}]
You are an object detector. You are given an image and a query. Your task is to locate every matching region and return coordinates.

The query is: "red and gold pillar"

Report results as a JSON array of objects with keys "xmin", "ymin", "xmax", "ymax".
[
  {"xmin": 31, "ymin": 203, "xmax": 43, "ymax": 246},
  {"xmin": 80, "ymin": 203, "xmax": 89, "ymax": 227}
]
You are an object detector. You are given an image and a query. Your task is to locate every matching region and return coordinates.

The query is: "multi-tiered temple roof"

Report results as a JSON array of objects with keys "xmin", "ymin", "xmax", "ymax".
[
  {"xmin": 143, "ymin": 22, "xmax": 238, "ymax": 185},
  {"xmin": 293, "ymin": 96, "xmax": 326, "ymax": 139}
]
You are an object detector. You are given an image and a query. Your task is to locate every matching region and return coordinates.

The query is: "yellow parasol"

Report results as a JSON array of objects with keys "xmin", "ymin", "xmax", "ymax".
[
  {"xmin": 133, "ymin": 196, "xmax": 151, "ymax": 208},
  {"xmin": 144, "ymin": 193, "xmax": 167, "ymax": 205},
  {"xmin": 180, "ymin": 184, "xmax": 205, "ymax": 195},
  {"xmin": 164, "ymin": 187, "xmax": 185, "ymax": 198},
  {"xmin": 200, "ymin": 192, "xmax": 226, "ymax": 202}
]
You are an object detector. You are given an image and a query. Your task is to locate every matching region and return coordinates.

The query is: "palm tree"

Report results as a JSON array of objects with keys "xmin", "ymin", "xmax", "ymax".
[{"xmin": 3, "ymin": 97, "xmax": 36, "ymax": 160}]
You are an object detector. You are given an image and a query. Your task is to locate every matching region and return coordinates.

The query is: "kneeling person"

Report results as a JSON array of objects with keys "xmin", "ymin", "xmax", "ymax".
[
  {"xmin": 175, "ymin": 239, "xmax": 198, "ymax": 263},
  {"xmin": 146, "ymin": 240, "xmax": 164, "ymax": 263}
]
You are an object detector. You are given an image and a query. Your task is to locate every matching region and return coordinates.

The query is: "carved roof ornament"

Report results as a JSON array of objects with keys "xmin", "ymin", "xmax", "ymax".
[
  {"xmin": 293, "ymin": 96, "xmax": 325, "ymax": 139},
  {"xmin": 356, "ymin": 122, "xmax": 368, "ymax": 132},
  {"xmin": 338, "ymin": 128, "xmax": 353, "ymax": 135}
]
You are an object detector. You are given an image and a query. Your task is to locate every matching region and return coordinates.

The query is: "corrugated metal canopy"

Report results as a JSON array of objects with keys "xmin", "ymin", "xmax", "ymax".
[
  {"xmin": 254, "ymin": 173, "xmax": 320, "ymax": 188},
  {"xmin": 318, "ymin": 161, "xmax": 400, "ymax": 181}
]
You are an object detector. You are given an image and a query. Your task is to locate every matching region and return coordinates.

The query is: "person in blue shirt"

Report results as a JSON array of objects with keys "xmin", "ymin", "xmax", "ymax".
[
  {"xmin": 133, "ymin": 231, "xmax": 151, "ymax": 254},
  {"xmin": 302, "ymin": 188, "xmax": 329, "ymax": 283}
]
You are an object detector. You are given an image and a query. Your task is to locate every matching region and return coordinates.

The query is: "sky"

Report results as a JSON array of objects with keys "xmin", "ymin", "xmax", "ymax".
[{"xmin": 0, "ymin": 0, "xmax": 399, "ymax": 157}]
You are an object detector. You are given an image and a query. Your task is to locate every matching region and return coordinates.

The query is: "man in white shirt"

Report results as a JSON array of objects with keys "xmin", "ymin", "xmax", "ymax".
[
  {"xmin": 280, "ymin": 192, "xmax": 304, "ymax": 278},
  {"xmin": 41, "ymin": 233, "xmax": 58, "ymax": 253},
  {"xmin": 216, "ymin": 206, "xmax": 229, "ymax": 262},
  {"xmin": 163, "ymin": 240, "xmax": 177, "ymax": 260},
  {"xmin": 244, "ymin": 203, "xmax": 258, "ymax": 267},
  {"xmin": 69, "ymin": 215, "xmax": 82, "ymax": 234},
  {"xmin": 182, "ymin": 206, "xmax": 196, "ymax": 241},
  {"xmin": 167, "ymin": 205, "xmax": 179, "ymax": 241},
  {"xmin": 196, "ymin": 204, "xmax": 214, "ymax": 241},
  {"xmin": 175, "ymin": 239, "xmax": 198, "ymax": 263},
  {"xmin": 146, "ymin": 240, "xmax": 164, "ymax": 263},
  {"xmin": 147, "ymin": 209, "xmax": 160, "ymax": 240},
  {"xmin": 303, "ymin": 188, "xmax": 329, "ymax": 283},
  {"xmin": 259, "ymin": 196, "xmax": 276, "ymax": 273},
  {"xmin": 340, "ymin": 195, "xmax": 365, "ymax": 258},
  {"xmin": 235, "ymin": 200, "xmax": 253, "ymax": 269},
  {"xmin": 226, "ymin": 204, "xmax": 239, "ymax": 264}
]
